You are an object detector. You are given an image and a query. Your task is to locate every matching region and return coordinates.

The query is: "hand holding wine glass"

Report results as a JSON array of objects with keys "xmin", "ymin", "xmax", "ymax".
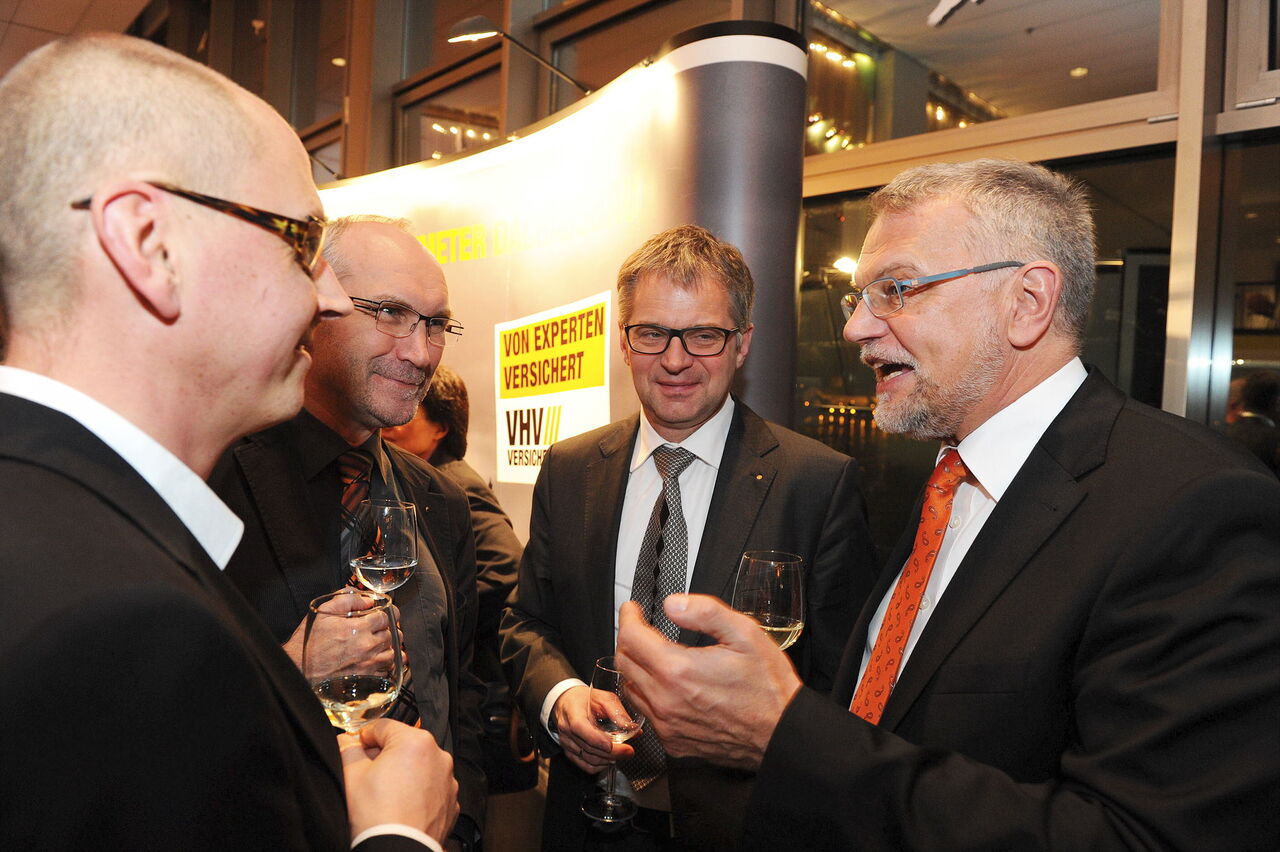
[
  {"xmin": 580, "ymin": 655, "xmax": 646, "ymax": 823},
  {"xmin": 351, "ymin": 499, "xmax": 417, "ymax": 594},
  {"xmin": 732, "ymin": 550, "xmax": 805, "ymax": 650},
  {"xmin": 303, "ymin": 588, "xmax": 404, "ymax": 733}
]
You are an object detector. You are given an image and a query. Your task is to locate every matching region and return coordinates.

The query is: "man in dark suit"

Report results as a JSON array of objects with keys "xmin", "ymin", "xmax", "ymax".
[
  {"xmin": 211, "ymin": 217, "xmax": 487, "ymax": 851},
  {"xmin": 0, "ymin": 34, "xmax": 456, "ymax": 850},
  {"xmin": 617, "ymin": 160, "xmax": 1280, "ymax": 850},
  {"xmin": 384, "ymin": 366, "xmax": 538, "ymax": 795},
  {"xmin": 501, "ymin": 225, "xmax": 876, "ymax": 849}
]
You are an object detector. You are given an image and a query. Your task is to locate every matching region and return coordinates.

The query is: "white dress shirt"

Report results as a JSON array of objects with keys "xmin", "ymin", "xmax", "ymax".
[
  {"xmin": 0, "ymin": 366, "xmax": 442, "ymax": 852},
  {"xmin": 855, "ymin": 359, "xmax": 1088, "ymax": 686},
  {"xmin": 0, "ymin": 366, "xmax": 243, "ymax": 566}
]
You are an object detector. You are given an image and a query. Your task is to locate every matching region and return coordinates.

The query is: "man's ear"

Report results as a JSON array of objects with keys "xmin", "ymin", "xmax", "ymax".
[
  {"xmin": 1007, "ymin": 261, "xmax": 1061, "ymax": 349},
  {"xmin": 92, "ymin": 181, "xmax": 182, "ymax": 322}
]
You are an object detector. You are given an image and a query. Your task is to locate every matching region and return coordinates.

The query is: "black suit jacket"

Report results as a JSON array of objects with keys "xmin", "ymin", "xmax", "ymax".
[
  {"xmin": 501, "ymin": 400, "xmax": 876, "ymax": 849},
  {"xmin": 744, "ymin": 370, "xmax": 1280, "ymax": 851},
  {"xmin": 211, "ymin": 416, "xmax": 487, "ymax": 836},
  {"xmin": 0, "ymin": 394, "xmax": 422, "ymax": 851}
]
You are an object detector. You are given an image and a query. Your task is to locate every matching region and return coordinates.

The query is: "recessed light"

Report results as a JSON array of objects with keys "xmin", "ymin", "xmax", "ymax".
[
  {"xmin": 1069, "ymin": 66, "xmax": 1088, "ymax": 78},
  {"xmin": 331, "ymin": 57, "xmax": 347, "ymax": 67}
]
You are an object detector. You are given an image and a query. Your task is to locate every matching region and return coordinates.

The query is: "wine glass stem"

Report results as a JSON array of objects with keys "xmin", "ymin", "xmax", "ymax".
[{"xmin": 605, "ymin": 763, "xmax": 619, "ymax": 799}]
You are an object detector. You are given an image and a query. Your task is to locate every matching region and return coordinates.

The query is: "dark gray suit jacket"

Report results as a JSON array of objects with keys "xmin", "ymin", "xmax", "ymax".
[
  {"xmin": 501, "ymin": 399, "xmax": 876, "ymax": 849},
  {"xmin": 745, "ymin": 370, "xmax": 1280, "ymax": 851},
  {"xmin": 211, "ymin": 415, "xmax": 487, "ymax": 838},
  {"xmin": 0, "ymin": 393, "xmax": 424, "ymax": 851}
]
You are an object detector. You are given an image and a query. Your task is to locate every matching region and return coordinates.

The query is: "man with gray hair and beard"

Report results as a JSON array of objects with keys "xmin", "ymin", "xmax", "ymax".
[
  {"xmin": 616, "ymin": 159, "xmax": 1280, "ymax": 850},
  {"xmin": 0, "ymin": 35, "xmax": 455, "ymax": 850},
  {"xmin": 211, "ymin": 215, "xmax": 488, "ymax": 852}
]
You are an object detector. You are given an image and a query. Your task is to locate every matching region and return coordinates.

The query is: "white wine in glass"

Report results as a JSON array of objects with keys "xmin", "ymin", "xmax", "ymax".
[
  {"xmin": 351, "ymin": 500, "xmax": 417, "ymax": 594},
  {"xmin": 303, "ymin": 588, "xmax": 404, "ymax": 733},
  {"xmin": 732, "ymin": 551, "xmax": 805, "ymax": 650},
  {"xmin": 580, "ymin": 655, "xmax": 645, "ymax": 824}
]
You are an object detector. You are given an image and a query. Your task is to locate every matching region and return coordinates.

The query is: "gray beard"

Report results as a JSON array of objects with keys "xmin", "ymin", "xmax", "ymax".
[{"xmin": 872, "ymin": 324, "xmax": 1004, "ymax": 441}]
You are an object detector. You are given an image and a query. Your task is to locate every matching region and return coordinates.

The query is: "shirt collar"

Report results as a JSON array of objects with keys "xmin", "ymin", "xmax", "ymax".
[
  {"xmin": 0, "ymin": 366, "xmax": 244, "ymax": 568},
  {"xmin": 631, "ymin": 396, "xmax": 735, "ymax": 473},
  {"xmin": 946, "ymin": 358, "xmax": 1088, "ymax": 501}
]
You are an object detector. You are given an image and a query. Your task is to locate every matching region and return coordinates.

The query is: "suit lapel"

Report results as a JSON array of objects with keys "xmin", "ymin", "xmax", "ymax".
[
  {"xmin": 0, "ymin": 397, "xmax": 344, "ymax": 789},
  {"xmin": 878, "ymin": 371, "xmax": 1120, "ymax": 729},
  {"xmin": 386, "ymin": 450, "xmax": 461, "ymax": 730},
  {"xmin": 684, "ymin": 404, "xmax": 778, "ymax": 645},
  {"xmin": 584, "ymin": 419, "xmax": 637, "ymax": 656},
  {"xmin": 234, "ymin": 431, "xmax": 329, "ymax": 622}
]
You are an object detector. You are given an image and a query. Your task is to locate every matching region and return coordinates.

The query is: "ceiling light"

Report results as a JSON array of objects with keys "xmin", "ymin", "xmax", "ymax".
[
  {"xmin": 331, "ymin": 57, "xmax": 347, "ymax": 67},
  {"xmin": 1069, "ymin": 66, "xmax": 1089, "ymax": 78}
]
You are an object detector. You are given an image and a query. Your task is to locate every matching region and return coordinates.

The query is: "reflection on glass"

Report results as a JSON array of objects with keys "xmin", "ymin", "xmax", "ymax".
[
  {"xmin": 805, "ymin": 0, "xmax": 1162, "ymax": 149},
  {"xmin": 401, "ymin": 69, "xmax": 502, "ymax": 165}
]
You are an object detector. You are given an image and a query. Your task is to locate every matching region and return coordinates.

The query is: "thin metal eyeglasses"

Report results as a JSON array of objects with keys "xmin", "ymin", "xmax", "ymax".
[
  {"xmin": 71, "ymin": 181, "xmax": 327, "ymax": 277},
  {"xmin": 623, "ymin": 323, "xmax": 741, "ymax": 357},
  {"xmin": 351, "ymin": 297, "xmax": 464, "ymax": 344},
  {"xmin": 840, "ymin": 261, "xmax": 1025, "ymax": 320}
]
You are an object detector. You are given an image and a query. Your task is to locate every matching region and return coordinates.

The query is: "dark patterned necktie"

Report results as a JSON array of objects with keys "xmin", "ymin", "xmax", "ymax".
[
  {"xmin": 623, "ymin": 444, "xmax": 697, "ymax": 789},
  {"xmin": 849, "ymin": 450, "xmax": 968, "ymax": 724},
  {"xmin": 336, "ymin": 450, "xmax": 374, "ymax": 575}
]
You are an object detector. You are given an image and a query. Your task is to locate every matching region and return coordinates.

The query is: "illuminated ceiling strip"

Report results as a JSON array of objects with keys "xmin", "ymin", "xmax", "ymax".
[{"xmin": 661, "ymin": 34, "xmax": 808, "ymax": 80}]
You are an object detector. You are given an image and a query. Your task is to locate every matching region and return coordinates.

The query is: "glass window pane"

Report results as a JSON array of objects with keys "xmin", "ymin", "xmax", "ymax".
[
  {"xmin": 807, "ymin": 0, "xmax": 1163, "ymax": 148},
  {"xmin": 404, "ymin": 0, "xmax": 505, "ymax": 78},
  {"xmin": 293, "ymin": 0, "xmax": 350, "ymax": 129},
  {"xmin": 1220, "ymin": 133, "xmax": 1280, "ymax": 474},
  {"xmin": 550, "ymin": 0, "xmax": 733, "ymax": 111},
  {"xmin": 400, "ymin": 69, "xmax": 502, "ymax": 164}
]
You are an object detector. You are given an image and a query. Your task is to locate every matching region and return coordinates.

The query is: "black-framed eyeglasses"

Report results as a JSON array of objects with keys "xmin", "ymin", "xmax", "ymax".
[
  {"xmin": 71, "ymin": 181, "xmax": 327, "ymax": 277},
  {"xmin": 351, "ymin": 297, "xmax": 464, "ymax": 344},
  {"xmin": 623, "ymin": 323, "xmax": 741, "ymax": 357},
  {"xmin": 840, "ymin": 261, "xmax": 1025, "ymax": 320}
]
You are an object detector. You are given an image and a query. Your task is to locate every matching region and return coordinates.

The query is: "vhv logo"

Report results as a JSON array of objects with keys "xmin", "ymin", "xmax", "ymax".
[{"xmin": 504, "ymin": 405, "xmax": 563, "ymax": 466}]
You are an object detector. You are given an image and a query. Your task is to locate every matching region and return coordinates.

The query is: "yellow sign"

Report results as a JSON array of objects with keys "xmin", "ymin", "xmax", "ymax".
[{"xmin": 497, "ymin": 299, "xmax": 608, "ymax": 399}]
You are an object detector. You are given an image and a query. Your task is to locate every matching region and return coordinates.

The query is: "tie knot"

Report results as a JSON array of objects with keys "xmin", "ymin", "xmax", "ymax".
[
  {"xmin": 652, "ymin": 445, "xmax": 696, "ymax": 481},
  {"xmin": 928, "ymin": 450, "xmax": 968, "ymax": 494},
  {"xmin": 336, "ymin": 450, "xmax": 373, "ymax": 487}
]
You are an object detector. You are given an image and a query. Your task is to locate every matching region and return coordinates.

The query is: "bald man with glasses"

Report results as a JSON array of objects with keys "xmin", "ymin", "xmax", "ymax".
[{"xmin": 210, "ymin": 215, "xmax": 488, "ymax": 852}]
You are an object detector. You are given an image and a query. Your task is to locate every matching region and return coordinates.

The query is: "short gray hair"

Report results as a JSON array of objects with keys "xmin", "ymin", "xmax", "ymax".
[
  {"xmin": 869, "ymin": 159, "xmax": 1096, "ymax": 341},
  {"xmin": 322, "ymin": 215, "xmax": 416, "ymax": 281},
  {"xmin": 617, "ymin": 224, "xmax": 754, "ymax": 329}
]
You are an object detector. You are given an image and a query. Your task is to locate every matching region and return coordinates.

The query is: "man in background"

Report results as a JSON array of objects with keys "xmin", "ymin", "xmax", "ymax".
[
  {"xmin": 0, "ymin": 35, "xmax": 455, "ymax": 850},
  {"xmin": 384, "ymin": 365, "xmax": 538, "ymax": 797},
  {"xmin": 211, "ymin": 216, "xmax": 486, "ymax": 850},
  {"xmin": 502, "ymin": 224, "xmax": 876, "ymax": 849},
  {"xmin": 617, "ymin": 159, "xmax": 1280, "ymax": 850},
  {"xmin": 1226, "ymin": 371, "xmax": 1280, "ymax": 474}
]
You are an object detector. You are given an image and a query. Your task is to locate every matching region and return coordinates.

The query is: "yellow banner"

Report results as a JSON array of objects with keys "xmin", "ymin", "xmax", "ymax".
[{"xmin": 498, "ymin": 302, "xmax": 608, "ymax": 399}]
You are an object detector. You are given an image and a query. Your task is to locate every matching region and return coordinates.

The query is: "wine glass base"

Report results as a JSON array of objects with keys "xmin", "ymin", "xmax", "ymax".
[{"xmin": 581, "ymin": 792, "xmax": 637, "ymax": 823}]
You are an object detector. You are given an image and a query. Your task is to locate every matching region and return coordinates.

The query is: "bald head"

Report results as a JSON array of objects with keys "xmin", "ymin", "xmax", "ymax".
[{"xmin": 0, "ymin": 34, "xmax": 264, "ymax": 334}]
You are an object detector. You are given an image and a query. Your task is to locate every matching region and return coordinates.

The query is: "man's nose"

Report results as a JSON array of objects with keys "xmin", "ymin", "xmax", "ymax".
[
  {"xmin": 396, "ymin": 322, "xmax": 437, "ymax": 368},
  {"xmin": 844, "ymin": 296, "xmax": 888, "ymax": 345},
  {"xmin": 660, "ymin": 333, "xmax": 697, "ymax": 370},
  {"xmin": 312, "ymin": 261, "xmax": 352, "ymax": 320}
]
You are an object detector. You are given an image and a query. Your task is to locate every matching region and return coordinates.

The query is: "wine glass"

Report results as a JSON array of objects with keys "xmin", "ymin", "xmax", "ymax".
[
  {"xmin": 732, "ymin": 550, "xmax": 805, "ymax": 650},
  {"xmin": 580, "ymin": 655, "xmax": 646, "ymax": 823},
  {"xmin": 302, "ymin": 588, "xmax": 404, "ymax": 733},
  {"xmin": 351, "ymin": 499, "xmax": 418, "ymax": 594}
]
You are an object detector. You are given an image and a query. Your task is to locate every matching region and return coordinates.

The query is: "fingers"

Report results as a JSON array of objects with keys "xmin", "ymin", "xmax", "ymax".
[{"xmin": 661, "ymin": 594, "xmax": 762, "ymax": 649}]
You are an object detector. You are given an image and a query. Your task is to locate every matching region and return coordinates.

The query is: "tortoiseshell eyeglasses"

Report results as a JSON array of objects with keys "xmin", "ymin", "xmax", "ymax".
[{"xmin": 71, "ymin": 181, "xmax": 327, "ymax": 277}]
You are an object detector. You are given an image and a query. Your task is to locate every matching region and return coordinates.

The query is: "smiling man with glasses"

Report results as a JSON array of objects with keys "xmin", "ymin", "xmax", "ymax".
[
  {"xmin": 501, "ymin": 224, "xmax": 876, "ymax": 851},
  {"xmin": 210, "ymin": 214, "xmax": 487, "ymax": 852}
]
